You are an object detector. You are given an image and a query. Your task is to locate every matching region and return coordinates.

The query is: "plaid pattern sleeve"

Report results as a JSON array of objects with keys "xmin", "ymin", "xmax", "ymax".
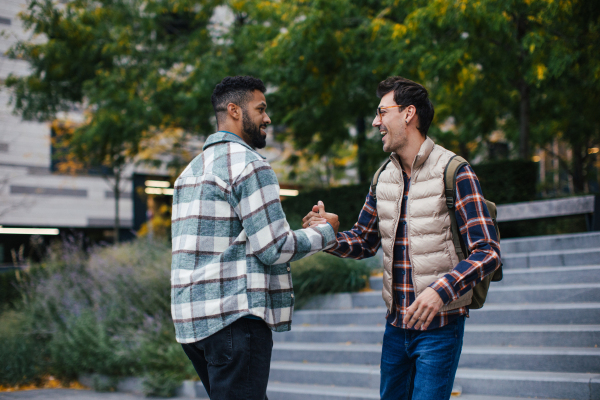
[
  {"xmin": 171, "ymin": 132, "xmax": 336, "ymax": 344},
  {"xmin": 325, "ymin": 189, "xmax": 381, "ymax": 259},
  {"xmin": 231, "ymin": 159, "xmax": 337, "ymax": 265},
  {"xmin": 428, "ymin": 165, "xmax": 502, "ymax": 304}
]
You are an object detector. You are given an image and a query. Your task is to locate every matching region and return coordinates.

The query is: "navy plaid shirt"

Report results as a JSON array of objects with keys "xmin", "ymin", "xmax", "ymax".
[{"xmin": 326, "ymin": 165, "xmax": 501, "ymax": 330}]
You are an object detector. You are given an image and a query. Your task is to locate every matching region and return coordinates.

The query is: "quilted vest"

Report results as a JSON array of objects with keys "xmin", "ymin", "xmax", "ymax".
[{"xmin": 376, "ymin": 137, "xmax": 473, "ymax": 312}]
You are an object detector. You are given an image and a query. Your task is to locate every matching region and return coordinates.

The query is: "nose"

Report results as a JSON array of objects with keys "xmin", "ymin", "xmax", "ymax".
[
  {"xmin": 264, "ymin": 112, "xmax": 271, "ymax": 125},
  {"xmin": 372, "ymin": 115, "xmax": 381, "ymax": 127}
]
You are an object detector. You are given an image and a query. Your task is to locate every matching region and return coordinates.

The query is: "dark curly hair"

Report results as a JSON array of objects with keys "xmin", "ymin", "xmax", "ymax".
[
  {"xmin": 211, "ymin": 76, "xmax": 266, "ymax": 125},
  {"xmin": 376, "ymin": 76, "xmax": 434, "ymax": 137}
]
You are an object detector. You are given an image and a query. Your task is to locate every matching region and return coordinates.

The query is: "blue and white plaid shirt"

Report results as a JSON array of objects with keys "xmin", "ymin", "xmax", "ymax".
[{"xmin": 171, "ymin": 131, "xmax": 336, "ymax": 343}]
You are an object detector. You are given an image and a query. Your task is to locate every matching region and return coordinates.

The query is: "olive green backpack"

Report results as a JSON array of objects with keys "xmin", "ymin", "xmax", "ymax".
[
  {"xmin": 444, "ymin": 155, "xmax": 503, "ymax": 309},
  {"xmin": 370, "ymin": 155, "xmax": 503, "ymax": 309}
]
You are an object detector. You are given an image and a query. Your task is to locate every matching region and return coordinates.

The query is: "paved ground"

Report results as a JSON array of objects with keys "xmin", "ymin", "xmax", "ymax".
[{"xmin": 0, "ymin": 389, "xmax": 172, "ymax": 400}]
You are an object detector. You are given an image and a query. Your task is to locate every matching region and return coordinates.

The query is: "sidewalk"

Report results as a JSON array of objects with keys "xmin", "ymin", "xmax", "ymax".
[{"xmin": 0, "ymin": 389, "xmax": 173, "ymax": 400}]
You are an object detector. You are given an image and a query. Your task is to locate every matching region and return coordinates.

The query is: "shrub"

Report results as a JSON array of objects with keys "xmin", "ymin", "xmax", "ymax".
[
  {"xmin": 0, "ymin": 311, "xmax": 47, "ymax": 387},
  {"xmin": 0, "ymin": 238, "xmax": 194, "ymax": 389},
  {"xmin": 473, "ymin": 160, "xmax": 538, "ymax": 204},
  {"xmin": 291, "ymin": 252, "xmax": 376, "ymax": 309},
  {"xmin": 281, "ymin": 160, "xmax": 540, "ymax": 234},
  {"xmin": 281, "ymin": 183, "xmax": 370, "ymax": 231},
  {"xmin": 0, "ymin": 269, "xmax": 20, "ymax": 312}
]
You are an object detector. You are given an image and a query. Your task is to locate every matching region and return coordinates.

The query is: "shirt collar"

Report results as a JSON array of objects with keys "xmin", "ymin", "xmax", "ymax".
[{"xmin": 202, "ymin": 131, "xmax": 266, "ymax": 159}]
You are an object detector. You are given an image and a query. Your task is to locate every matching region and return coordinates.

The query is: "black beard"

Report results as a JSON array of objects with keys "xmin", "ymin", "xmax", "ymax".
[{"xmin": 242, "ymin": 111, "xmax": 266, "ymax": 149}]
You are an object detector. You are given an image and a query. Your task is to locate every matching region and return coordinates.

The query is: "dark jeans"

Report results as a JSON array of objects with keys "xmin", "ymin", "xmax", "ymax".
[
  {"xmin": 380, "ymin": 315, "xmax": 466, "ymax": 400},
  {"xmin": 181, "ymin": 317, "xmax": 273, "ymax": 400}
]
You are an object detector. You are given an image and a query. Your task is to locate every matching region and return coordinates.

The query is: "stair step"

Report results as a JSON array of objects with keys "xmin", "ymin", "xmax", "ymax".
[
  {"xmin": 350, "ymin": 283, "xmax": 600, "ymax": 308},
  {"xmin": 292, "ymin": 303, "xmax": 600, "ymax": 326},
  {"xmin": 456, "ymin": 396, "xmax": 559, "ymax": 400},
  {"xmin": 502, "ymin": 247, "xmax": 600, "ymax": 269},
  {"xmin": 275, "ymin": 324, "xmax": 600, "ymax": 347},
  {"xmin": 272, "ymin": 342, "xmax": 600, "ymax": 373},
  {"xmin": 272, "ymin": 342, "xmax": 380, "ymax": 365},
  {"xmin": 469, "ymin": 302, "xmax": 600, "ymax": 324},
  {"xmin": 370, "ymin": 265, "xmax": 600, "ymax": 290},
  {"xmin": 267, "ymin": 382, "xmax": 379, "ymax": 400},
  {"xmin": 459, "ymin": 346, "xmax": 600, "ymax": 373},
  {"xmin": 486, "ymin": 282, "xmax": 600, "ymax": 303},
  {"xmin": 269, "ymin": 365, "xmax": 599, "ymax": 399},
  {"xmin": 500, "ymin": 231, "xmax": 600, "ymax": 254},
  {"xmin": 454, "ymin": 368, "xmax": 600, "ymax": 399},
  {"xmin": 270, "ymin": 362, "xmax": 380, "ymax": 389}
]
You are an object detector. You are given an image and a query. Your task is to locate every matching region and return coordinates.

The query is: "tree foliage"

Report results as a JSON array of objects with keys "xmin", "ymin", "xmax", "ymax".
[{"xmin": 5, "ymin": 0, "xmax": 599, "ymax": 197}]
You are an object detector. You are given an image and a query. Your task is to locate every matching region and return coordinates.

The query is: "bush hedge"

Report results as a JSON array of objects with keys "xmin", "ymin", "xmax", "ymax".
[
  {"xmin": 0, "ymin": 269, "xmax": 20, "ymax": 311},
  {"xmin": 281, "ymin": 160, "xmax": 539, "ymax": 230},
  {"xmin": 472, "ymin": 160, "xmax": 538, "ymax": 205},
  {"xmin": 282, "ymin": 183, "xmax": 371, "ymax": 231},
  {"xmin": 0, "ymin": 239, "xmax": 195, "ymax": 388},
  {"xmin": 291, "ymin": 252, "xmax": 377, "ymax": 309}
]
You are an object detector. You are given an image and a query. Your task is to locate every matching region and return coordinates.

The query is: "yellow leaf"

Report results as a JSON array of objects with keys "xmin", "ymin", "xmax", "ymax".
[
  {"xmin": 392, "ymin": 24, "xmax": 407, "ymax": 39},
  {"xmin": 536, "ymin": 64, "xmax": 547, "ymax": 80}
]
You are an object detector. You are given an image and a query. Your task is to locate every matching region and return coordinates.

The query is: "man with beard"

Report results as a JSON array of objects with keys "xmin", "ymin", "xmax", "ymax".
[
  {"xmin": 303, "ymin": 76, "xmax": 501, "ymax": 400},
  {"xmin": 171, "ymin": 76, "xmax": 337, "ymax": 400}
]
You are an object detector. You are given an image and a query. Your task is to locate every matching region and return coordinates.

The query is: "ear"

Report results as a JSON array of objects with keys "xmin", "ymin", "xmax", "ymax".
[
  {"xmin": 405, "ymin": 105, "xmax": 417, "ymax": 125},
  {"xmin": 227, "ymin": 103, "xmax": 241, "ymax": 121}
]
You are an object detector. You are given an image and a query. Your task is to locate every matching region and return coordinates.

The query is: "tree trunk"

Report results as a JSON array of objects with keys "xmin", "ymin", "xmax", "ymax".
[
  {"xmin": 356, "ymin": 116, "xmax": 367, "ymax": 184},
  {"xmin": 515, "ymin": 13, "xmax": 530, "ymax": 161},
  {"xmin": 113, "ymin": 171, "xmax": 120, "ymax": 243},
  {"xmin": 570, "ymin": 141, "xmax": 586, "ymax": 194},
  {"xmin": 519, "ymin": 80, "xmax": 530, "ymax": 160}
]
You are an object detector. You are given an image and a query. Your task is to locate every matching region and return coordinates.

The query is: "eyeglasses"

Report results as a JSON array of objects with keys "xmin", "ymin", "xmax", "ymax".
[{"xmin": 376, "ymin": 105, "xmax": 404, "ymax": 120}]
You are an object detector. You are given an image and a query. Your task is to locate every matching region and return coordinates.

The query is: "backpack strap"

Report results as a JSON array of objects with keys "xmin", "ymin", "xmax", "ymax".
[
  {"xmin": 371, "ymin": 159, "xmax": 391, "ymax": 237},
  {"xmin": 444, "ymin": 155, "xmax": 469, "ymax": 261},
  {"xmin": 371, "ymin": 159, "xmax": 391, "ymax": 201}
]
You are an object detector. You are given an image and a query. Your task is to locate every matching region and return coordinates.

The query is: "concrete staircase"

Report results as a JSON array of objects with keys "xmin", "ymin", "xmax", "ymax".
[{"xmin": 267, "ymin": 232, "xmax": 600, "ymax": 400}]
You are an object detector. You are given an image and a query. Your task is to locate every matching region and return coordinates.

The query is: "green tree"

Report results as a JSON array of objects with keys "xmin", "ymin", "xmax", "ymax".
[
  {"xmin": 384, "ymin": 0, "xmax": 600, "ymax": 173},
  {"xmin": 230, "ymin": 0, "xmax": 400, "ymax": 184},
  {"xmin": 531, "ymin": 0, "xmax": 600, "ymax": 193},
  {"xmin": 5, "ymin": 0, "xmax": 224, "ymax": 241}
]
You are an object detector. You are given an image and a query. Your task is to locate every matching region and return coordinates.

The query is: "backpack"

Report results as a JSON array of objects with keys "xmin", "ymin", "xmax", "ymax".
[{"xmin": 370, "ymin": 155, "xmax": 503, "ymax": 309}]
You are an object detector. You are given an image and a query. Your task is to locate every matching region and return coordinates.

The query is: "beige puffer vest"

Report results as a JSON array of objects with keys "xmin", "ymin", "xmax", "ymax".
[{"xmin": 376, "ymin": 137, "xmax": 473, "ymax": 312}]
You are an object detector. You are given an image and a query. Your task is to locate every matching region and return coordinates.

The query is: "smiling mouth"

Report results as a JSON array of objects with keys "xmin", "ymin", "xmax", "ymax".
[{"xmin": 260, "ymin": 125, "xmax": 267, "ymax": 135}]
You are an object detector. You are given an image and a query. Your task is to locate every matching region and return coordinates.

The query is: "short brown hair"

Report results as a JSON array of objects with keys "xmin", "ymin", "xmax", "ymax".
[{"xmin": 376, "ymin": 76, "xmax": 434, "ymax": 137}]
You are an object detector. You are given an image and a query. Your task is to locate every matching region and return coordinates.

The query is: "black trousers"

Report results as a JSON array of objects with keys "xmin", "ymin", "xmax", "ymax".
[{"xmin": 181, "ymin": 317, "xmax": 273, "ymax": 400}]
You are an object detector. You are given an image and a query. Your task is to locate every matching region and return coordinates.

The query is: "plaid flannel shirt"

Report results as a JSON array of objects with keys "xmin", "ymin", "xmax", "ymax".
[
  {"xmin": 171, "ymin": 131, "xmax": 336, "ymax": 343},
  {"xmin": 327, "ymin": 164, "xmax": 501, "ymax": 330}
]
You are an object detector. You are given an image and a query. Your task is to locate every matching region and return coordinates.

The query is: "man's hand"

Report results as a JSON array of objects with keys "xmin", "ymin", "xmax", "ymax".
[
  {"xmin": 403, "ymin": 287, "xmax": 444, "ymax": 330},
  {"xmin": 301, "ymin": 201, "xmax": 340, "ymax": 235}
]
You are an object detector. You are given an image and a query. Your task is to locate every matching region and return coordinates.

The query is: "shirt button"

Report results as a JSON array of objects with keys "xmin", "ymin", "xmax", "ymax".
[
  {"xmin": 401, "ymin": 245, "xmax": 406, "ymax": 250},
  {"xmin": 287, "ymin": 267, "xmax": 291, "ymax": 272},
  {"xmin": 403, "ymin": 221, "xmax": 407, "ymax": 225},
  {"xmin": 401, "ymin": 270, "xmax": 406, "ymax": 275},
  {"xmin": 401, "ymin": 294, "xmax": 405, "ymax": 299},
  {"xmin": 291, "ymin": 293, "xmax": 294, "ymax": 298},
  {"xmin": 404, "ymin": 195, "xmax": 408, "ymax": 201}
]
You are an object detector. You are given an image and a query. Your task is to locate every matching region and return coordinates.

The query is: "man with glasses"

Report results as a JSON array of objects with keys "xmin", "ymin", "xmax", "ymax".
[
  {"xmin": 172, "ymin": 76, "xmax": 337, "ymax": 399},
  {"xmin": 303, "ymin": 76, "xmax": 501, "ymax": 400}
]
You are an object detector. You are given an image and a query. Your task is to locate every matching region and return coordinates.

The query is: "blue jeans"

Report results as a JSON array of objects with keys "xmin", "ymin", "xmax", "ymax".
[
  {"xmin": 380, "ymin": 316, "xmax": 466, "ymax": 400},
  {"xmin": 181, "ymin": 317, "xmax": 273, "ymax": 400}
]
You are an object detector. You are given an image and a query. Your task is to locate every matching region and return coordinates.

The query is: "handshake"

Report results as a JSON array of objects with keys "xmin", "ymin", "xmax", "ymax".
[{"xmin": 301, "ymin": 200, "xmax": 340, "ymax": 235}]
